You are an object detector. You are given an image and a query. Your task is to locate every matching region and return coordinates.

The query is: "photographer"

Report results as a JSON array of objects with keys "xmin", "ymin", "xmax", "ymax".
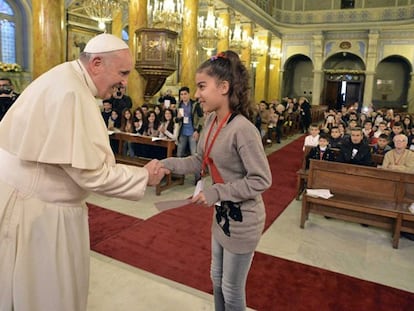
[
  {"xmin": 0, "ymin": 77, "xmax": 19, "ymax": 121},
  {"xmin": 108, "ymin": 85, "xmax": 132, "ymax": 115}
]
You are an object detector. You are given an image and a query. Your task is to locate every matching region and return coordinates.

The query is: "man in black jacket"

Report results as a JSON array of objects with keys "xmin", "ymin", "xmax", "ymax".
[{"xmin": 336, "ymin": 127, "xmax": 373, "ymax": 166}]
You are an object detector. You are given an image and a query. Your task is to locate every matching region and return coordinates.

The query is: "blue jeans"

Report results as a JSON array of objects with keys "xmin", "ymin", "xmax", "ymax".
[
  {"xmin": 211, "ymin": 237, "xmax": 254, "ymax": 311},
  {"xmin": 176, "ymin": 134, "xmax": 197, "ymax": 157},
  {"xmin": 122, "ymin": 141, "xmax": 135, "ymax": 157}
]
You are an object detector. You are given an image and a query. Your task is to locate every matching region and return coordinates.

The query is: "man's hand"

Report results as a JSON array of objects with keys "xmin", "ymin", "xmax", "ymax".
[{"xmin": 144, "ymin": 159, "xmax": 170, "ymax": 186}]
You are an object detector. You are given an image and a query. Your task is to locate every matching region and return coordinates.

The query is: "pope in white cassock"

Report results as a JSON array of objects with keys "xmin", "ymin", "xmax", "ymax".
[{"xmin": 0, "ymin": 34, "xmax": 167, "ymax": 311}]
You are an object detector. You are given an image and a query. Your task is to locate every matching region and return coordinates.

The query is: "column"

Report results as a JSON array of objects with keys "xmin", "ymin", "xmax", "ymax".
[
  {"xmin": 128, "ymin": 0, "xmax": 147, "ymax": 107},
  {"xmin": 180, "ymin": 0, "xmax": 199, "ymax": 95},
  {"xmin": 267, "ymin": 40, "xmax": 282, "ymax": 101},
  {"xmin": 311, "ymin": 33, "xmax": 324, "ymax": 105},
  {"xmin": 32, "ymin": 0, "xmax": 64, "ymax": 78},
  {"xmin": 254, "ymin": 31, "xmax": 271, "ymax": 103},
  {"xmin": 240, "ymin": 22, "xmax": 252, "ymax": 69},
  {"xmin": 217, "ymin": 8, "xmax": 230, "ymax": 52},
  {"xmin": 363, "ymin": 30, "xmax": 379, "ymax": 108},
  {"xmin": 112, "ymin": 9, "xmax": 123, "ymax": 38}
]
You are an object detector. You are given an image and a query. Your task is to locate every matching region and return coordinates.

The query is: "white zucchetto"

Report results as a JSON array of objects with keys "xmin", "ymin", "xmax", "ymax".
[{"xmin": 84, "ymin": 33, "xmax": 129, "ymax": 54}]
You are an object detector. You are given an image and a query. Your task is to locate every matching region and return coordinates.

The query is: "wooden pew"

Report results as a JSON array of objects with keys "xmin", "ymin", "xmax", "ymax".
[
  {"xmin": 110, "ymin": 132, "xmax": 184, "ymax": 195},
  {"xmin": 295, "ymin": 146, "xmax": 385, "ymax": 200},
  {"xmin": 295, "ymin": 146, "xmax": 313, "ymax": 200},
  {"xmin": 301, "ymin": 160, "xmax": 414, "ymax": 248}
]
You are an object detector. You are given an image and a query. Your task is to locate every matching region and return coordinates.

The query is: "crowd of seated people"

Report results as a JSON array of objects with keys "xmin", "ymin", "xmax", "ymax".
[
  {"xmin": 255, "ymin": 96, "xmax": 314, "ymax": 145},
  {"xmin": 304, "ymin": 105, "xmax": 414, "ymax": 240},
  {"xmin": 304, "ymin": 106, "xmax": 414, "ymax": 172},
  {"xmin": 100, "ymin": 86, "xmax": 203, "ymax": 160}
]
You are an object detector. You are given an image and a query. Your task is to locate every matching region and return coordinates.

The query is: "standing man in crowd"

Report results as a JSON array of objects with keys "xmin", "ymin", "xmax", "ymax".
[
  {"xmin": 175, "ymin": 86, "xmax": 204, "ymax": 183},
  {"xmin": 0, "ymin": 34, "xmax": 168, "ymax": 311},
  {"xmin": 108, "ymin": 84, "xmax": 133, "ymax": 115},
  {"xmin": 158, "ymin": 88, "xmax": 177, "ymax": 109},
  {"xmin": 0, "ymin": 77, "xmax": 19, "ymax": 121}
]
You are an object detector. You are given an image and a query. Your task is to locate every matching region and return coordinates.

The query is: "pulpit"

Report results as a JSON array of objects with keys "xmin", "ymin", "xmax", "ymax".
[{"xmin": 135, "ymin": 28, "xmax": 178, "ymax": 102}]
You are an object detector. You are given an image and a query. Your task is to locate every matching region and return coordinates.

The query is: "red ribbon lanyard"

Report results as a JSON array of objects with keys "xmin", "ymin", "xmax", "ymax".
[{"xmin": 201, "ymin": 112, "xmax": 232, "ymax": 182}]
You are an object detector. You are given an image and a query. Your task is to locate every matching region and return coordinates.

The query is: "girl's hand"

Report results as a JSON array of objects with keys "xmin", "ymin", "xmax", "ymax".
[{"xmin": 192, "ymin": 192, "xmax": 209, "ymax": 206}]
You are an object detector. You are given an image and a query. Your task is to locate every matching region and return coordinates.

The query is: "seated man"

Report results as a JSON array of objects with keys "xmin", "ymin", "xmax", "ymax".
[
  {"xmin": 336, "ymin": 127, "xmax": 373, "ymax": 166},
  {"xmin": 381, "ymin": 134, "xmax": 414, "ymax": 172}
]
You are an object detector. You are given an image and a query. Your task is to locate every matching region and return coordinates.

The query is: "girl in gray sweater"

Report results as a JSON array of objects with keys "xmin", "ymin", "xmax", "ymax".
[{"xmin": 161, "ymin": 50, "xmax": 271, "ymax": 310}]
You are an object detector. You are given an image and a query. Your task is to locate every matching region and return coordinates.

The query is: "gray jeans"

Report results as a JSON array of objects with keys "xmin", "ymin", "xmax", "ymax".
[{"xmin": 211, "ymin": 237, "xmax": 254, "ymax": 311}]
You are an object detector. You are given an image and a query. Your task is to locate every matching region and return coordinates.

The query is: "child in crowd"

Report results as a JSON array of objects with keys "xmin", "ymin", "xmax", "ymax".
[
  {"xmin": 403, "ymin": 115, "xmax": 412, "ymax": 135},
  {"xmin": 329, "ymin": 126, "xmax": 343, "ymax": 148},
  {"xmin": 407, "ymin": 127, "xmax": 414, "ymax": 150},
  {"xmin": 303, "ymin": 123, "xmax": 320, "ymax": 151},
  {"xmin": 373, "ymin": 121, "xmax": 387, "ymax": 139},
  {"xmin": 389, "ymin": 121, "xmax": 404, "ymax": 148},
  {"xmin": 101, "ymin": 99, "xmax": 113, "ymax": 126},
  {"xmin": 306, "ymin": 133, "xmax": 336, "ymax": 169},
  {"xmin": 362, "ymin": 120, "xmax": 375, "ymax": 144},
  {"xmin": 371, "ymin": 134, "xmax": 391, "ymax": 155}
]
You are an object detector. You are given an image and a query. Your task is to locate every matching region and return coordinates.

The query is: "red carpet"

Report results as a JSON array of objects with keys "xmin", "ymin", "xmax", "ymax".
[{"xmin": 88, "ymin": 137, "xmax": 414, "ymax": 310}]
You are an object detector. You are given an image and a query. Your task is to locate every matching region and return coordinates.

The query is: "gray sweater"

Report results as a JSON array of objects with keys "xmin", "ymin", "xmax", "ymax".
[{"xmin": 162, "ymin": 112, "xmax": 272, "ymax": 253}]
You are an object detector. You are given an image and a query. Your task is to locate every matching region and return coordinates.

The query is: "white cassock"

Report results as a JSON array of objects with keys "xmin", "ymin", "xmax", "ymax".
[{"xmin": 0, "ymin": 61, "xmax": 149, "ymax": 311}]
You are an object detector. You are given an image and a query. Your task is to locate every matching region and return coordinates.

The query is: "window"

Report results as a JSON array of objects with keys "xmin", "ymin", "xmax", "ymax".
[
  {"xmin": 0, "ymin": 0, "xmax": 16, "ymax": 63},
  {"xmin": 341, "ymin": 0, "xmax": 355, "ymax": 9}
]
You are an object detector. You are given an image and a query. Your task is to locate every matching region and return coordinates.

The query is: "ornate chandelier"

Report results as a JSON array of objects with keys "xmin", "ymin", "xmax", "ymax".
[
  {"xmin": 148, "ymin": 0, "xmax": 184, "ymax": 33},
  {"xmin": 229, "ymin": 21, "xmax": 251, "ymax": 53},
  {"xmin": 269, "ymin": 46, "xmax": 282, "ymax": 60},
  {"xmin": 198, "ymin": 1, "xmax": 226, "ymax": 55},
  {"xmin": 251, "ymin": 36, "xmax": 268, "ymax": 67},
  {"xmin": 83, "ymin": 0, "xmax": 127, "ymax": 30}
]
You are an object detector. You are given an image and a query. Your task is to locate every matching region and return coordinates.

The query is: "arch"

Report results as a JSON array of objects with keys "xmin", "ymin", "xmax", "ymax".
[
  {"xmin": 374, "ymin": 55, "xmax": 411, "ymax": 109},
  {"xmin": 323, "ymin": 52, "xmax": 366, "ymax": 71},
  {"xmin": 322, "ymin": 52, "xmax": 366, "ymax": 110},
  {"xmin": 282, "ymin": 54, "xmax": 314, "ymax": 99},
  {"xmin": 377, "ymin": 54, "xmax": 412, "ymax": 72}
]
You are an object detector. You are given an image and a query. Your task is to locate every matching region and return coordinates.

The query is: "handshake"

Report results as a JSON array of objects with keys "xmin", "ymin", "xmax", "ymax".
[{"xmin": 144, "ymin": 159, "xmax": 171, "ymax": 186}]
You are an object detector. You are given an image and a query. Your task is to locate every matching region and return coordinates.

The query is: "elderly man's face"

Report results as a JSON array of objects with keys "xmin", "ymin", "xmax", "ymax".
[
  {"xmin": 93, "ymin": 49, "xmax": 133, "ymax": 99},
  {"xmin": 394, "ymin": 136, "xmax": 408, "ymax": 150}
]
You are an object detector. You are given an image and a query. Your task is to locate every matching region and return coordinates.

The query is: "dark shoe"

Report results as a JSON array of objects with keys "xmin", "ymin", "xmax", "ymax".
[
  {"xmin": 324, "ymin": 216, "xmax": 331, "ymax": 219},
  {"xmin": 360, "ymin": 224, "xmax": 369, "ymax": 227}
]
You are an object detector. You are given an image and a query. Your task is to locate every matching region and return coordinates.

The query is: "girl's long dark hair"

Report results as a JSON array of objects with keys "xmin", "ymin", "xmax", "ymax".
[{"xmin": 197, "ymin": 50, "xmax": 254, "ymax": 121}]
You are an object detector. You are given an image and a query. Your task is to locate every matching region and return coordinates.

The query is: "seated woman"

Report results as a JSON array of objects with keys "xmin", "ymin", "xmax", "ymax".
[
  {"xmin": 159, "ymin": 108, "xmax": 179, "ymax": 141},
  {"xmin": 145, "ymin": 110, "xmax": 160, "ymax": 137},
  {"xmin": 133, "ymin": 107, "xmax": 147, "ymax": 135},
  {"xmin": 120, "ymin": 108, "xmax": 135, "ymax": 157},
  {"xmin": 140, "ymin": 110, "xmax": 163, "ymax": 159}
]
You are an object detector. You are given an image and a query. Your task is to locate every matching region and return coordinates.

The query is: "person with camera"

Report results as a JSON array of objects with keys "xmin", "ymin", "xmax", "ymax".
[
  {"xmin": 108, "ymin": 84, "xmax": 133, "ymax": 115},
  {"xmin": 0, "ymin": 77, "xmax": 19, "ymax": 121}
]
